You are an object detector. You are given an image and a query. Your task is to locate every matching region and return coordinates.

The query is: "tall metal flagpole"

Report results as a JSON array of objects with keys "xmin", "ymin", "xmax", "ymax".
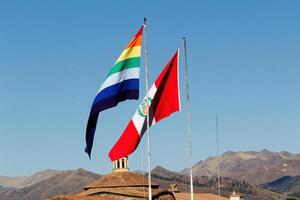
[
  {"xmin": 182, "ymin": 37, "xmax": 194, "ymax": 200},
  {"xmin": 216, "ymin": 114, "xmax": 221, "ymax": 196},
  {"xmin": 143, "ymin": 17, "xmax": 152, "ymax": 200}
]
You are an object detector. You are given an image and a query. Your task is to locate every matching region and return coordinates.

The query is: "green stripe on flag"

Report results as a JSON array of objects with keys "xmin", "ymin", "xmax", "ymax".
[{"xmin": 107, "ymin": 57, "xmax": 140, "ymax": 77}]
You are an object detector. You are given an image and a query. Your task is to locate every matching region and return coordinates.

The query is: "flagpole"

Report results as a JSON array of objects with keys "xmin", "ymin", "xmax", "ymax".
[
  {"xmin": 216, "ymin": 114, "xmax": 221, "ymax": 196},
  {"xmin": 143, "ymin": 17, "xmax": 152, "ymax": 200},
  {"xmin": 182, "ymin": 37, "xmax": 194, "ymax": 200}
]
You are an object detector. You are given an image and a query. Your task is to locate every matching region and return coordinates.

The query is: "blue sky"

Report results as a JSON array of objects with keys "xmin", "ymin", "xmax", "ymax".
[{"xmin": 0, "ymin": 0, "xmax": 299, "ymax": 176}]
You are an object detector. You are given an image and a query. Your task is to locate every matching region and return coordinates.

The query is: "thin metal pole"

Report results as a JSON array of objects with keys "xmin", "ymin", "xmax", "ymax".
[
  {"xmin": 143, "ymin": 17, "xmax": 152, "ymax": 200},
  {"xmin": 216, "ymin": 114, "xmax": 221, "ymax": 196},
  {"xmin": 182, "ymin": 37, "xmax": 194, "ymax": 200}
]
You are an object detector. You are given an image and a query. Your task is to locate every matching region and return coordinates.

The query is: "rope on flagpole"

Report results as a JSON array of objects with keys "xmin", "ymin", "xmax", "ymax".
[
  {"xmin": 143, "ymin": 17, "xmax": 152, "ymax": 200},
  {"xmin": 182, "ymin": 37, "xmax": 194, "ymax": 200}
]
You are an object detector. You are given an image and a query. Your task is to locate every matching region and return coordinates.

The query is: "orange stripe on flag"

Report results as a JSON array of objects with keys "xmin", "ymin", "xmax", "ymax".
[
  {"xmin": 126, "ymin": 35, "xmax": 142, "ymax": 49},
  {"xmin": 125, "ymin": 26, "xmax": 143, "ymax": 49}
]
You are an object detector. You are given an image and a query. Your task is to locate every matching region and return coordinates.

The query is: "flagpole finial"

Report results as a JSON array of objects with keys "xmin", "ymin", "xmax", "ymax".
[{"xmin": 144, "ymin": 17, "xmax": 147, "ymax": 25}]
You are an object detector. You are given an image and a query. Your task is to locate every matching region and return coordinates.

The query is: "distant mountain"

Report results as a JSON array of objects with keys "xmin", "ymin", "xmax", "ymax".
[
  {"xmin": 151, "ymin": 165, "xmax": 291, "ymax": 200},
  {"xmin": 152, "ymin": 165, "xmax": 211, "ymax": 186},
  {"xmin": 1, "ymin": 149, "xmax": 299, "ymax": 200},
  {"xmin": 182, "ymin": 149, "xmax": 300, "ymax": 185},
  {"xmin": 152, "ymin": 165, "xmax": 186, "ymax": 180},
  {"xmin": 0, "ymin": 168, "xmax": 101, "ymax": 200},
  {"xmin": 261, "ymin": 175, "xmax": 300, "ymax": 198},
  {"xmin": 0, "ymin": 169, "xmax": 61, "ymax": 188},
  {"xmin": 0, "ymin": 185, "xmax": 16, "ymax": 200}
]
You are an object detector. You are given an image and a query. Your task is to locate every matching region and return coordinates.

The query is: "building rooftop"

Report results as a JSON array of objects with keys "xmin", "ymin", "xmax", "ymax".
[
  {"xmin": 49, "ymin": 195, "xmax": 114, "ymax": 200},
  {"xmin": 230, "ymin": 191, "xmax": 242, "ymax": 197},
  {"xmin": 174, "ymin": 193, "xmax": 228, "ymax": 200},
  {"xmin": 78, "ymin": 187, "xmax": 170, "ymax": 198},
  {"xmin": 84, "ymin": 171, "xmax": 159, "ymax": 190}
]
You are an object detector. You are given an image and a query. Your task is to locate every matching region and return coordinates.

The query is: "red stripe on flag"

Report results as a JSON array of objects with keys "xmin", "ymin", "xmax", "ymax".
[
  {"xmin": 109, "ymin": 120, "xmax": 140, "ymax": 161},
  {"xmin": 153, "ymin": 50, "xmax": 180, "ymax": 122},
  {"xmin": 126, "ymin": 26, "xmax": 143, "ymax": 49}
]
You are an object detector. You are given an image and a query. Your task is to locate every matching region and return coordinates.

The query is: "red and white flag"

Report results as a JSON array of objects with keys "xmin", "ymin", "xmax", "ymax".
[{"xmin": 109, "ymin": 50, "xmax": 180, "ymax": 161}]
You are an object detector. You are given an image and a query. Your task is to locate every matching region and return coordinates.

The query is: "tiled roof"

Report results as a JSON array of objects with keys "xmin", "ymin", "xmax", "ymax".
[
  {"xmin": 84, "ymin": 171, "xmax": 159, "ymax": 189},
  {"xmin": 48, "ymin": 195, "xmax": 114, "ymax": 200},
  {"xmin": 174, "ymin": 193, "xmax": 228, "ymax": 200},
  {"xmin": 78, "ymin": 187, "xmax": 171, "ymax": 198}
]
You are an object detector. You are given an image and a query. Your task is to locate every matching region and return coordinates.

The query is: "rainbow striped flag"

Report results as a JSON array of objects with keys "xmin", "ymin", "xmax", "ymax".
[{"xmin": 85, "ymin": 26, "xmax": 143, "ymax": 158}]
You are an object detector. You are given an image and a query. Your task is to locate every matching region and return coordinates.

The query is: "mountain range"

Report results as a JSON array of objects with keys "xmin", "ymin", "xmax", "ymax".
[
  {"xmin": 151, "ymin": 165, "xmax": 297, "ymax": 200},
  {"xmin": 0, "ymin": 168, "xmax": 100, "ymax": 200},
  {"xmin": 182, "ymin": 149, "xmax": 300, "ymax": 185},
  {"xmin": 261, "ymin": 175, "xmax": 300, "ymax": 198},
  {"xmin": 0, "ymin": 169, "xmax": 60, "ymax": 188},
  {"xmin": 0, "ymin": 149, "xmax": 299, "ymax": 200}
]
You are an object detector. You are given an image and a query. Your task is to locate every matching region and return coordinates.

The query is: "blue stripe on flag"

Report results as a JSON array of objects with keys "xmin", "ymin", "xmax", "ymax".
[
  {"xmin": 90, "ymin": 89, "xmax": 139, "ymax": 116},
  {"xmin": 85, "ymin": 89, "xmax": 139, "ymax": 158},
  {"xmin": 93, "ymin": 79, "xmax": 139, "ymax": 106}
]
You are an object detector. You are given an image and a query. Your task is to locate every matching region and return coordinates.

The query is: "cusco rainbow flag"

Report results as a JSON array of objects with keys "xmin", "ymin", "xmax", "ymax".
[{"xmin": 85, "ymin": 26, "xmax": 143, "ymax": 158}]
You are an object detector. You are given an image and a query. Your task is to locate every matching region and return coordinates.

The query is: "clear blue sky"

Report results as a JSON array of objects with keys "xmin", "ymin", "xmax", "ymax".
[{"xmin": 0, "ymin": 0, "xmax": 299, "ymax": 176}]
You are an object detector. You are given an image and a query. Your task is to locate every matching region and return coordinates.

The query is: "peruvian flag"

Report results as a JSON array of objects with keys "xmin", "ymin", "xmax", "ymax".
[{"xmin": 109, "ymin": 50, "xmax": 180, "ymax": 161}]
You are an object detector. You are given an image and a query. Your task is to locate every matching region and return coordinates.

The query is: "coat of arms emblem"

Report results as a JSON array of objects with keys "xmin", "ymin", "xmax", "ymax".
[{"xmin": 138, "ymin": 97, "xmax": 152, "ymax": 117}]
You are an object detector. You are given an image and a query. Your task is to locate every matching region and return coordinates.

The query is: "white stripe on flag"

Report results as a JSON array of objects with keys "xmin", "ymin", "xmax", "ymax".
[
  {"xmin": 132, "ymin": 85, "xmax": 157, "ymax": 136},
  {"xmin": 98, "ymin": 68, "xmax": 140, "ymax": 92}
]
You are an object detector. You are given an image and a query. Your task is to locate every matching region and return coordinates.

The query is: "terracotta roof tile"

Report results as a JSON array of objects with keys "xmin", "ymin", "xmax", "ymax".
[
  {"xmin": 84, "ymin": 171, "xmax": 159, "ymax": 189},
  {"xmin": 48, "ymin": 195, "xmax": 114, "ymax": 200},
  {"xmin": 78, "ymin": 187, "xmax": 171, "ymax": 198},
  {"xmin": 174, "ymin": 193, "xmax": 228, "ymax": 200}
]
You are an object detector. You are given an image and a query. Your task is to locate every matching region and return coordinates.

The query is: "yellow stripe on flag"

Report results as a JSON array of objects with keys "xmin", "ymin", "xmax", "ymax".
[{"xmin": 115, "ymin": 46, "xmax": 141, "ymax": 64}]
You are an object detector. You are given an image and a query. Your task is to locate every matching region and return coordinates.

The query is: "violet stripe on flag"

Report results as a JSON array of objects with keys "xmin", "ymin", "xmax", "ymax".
[
  {"xmin": 109, "ymin": 50, "xmax": 180, "ymax": 161},
  {"xmin": 85, "ymin": 25, "xmax": 143, "ymax": 158}
]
